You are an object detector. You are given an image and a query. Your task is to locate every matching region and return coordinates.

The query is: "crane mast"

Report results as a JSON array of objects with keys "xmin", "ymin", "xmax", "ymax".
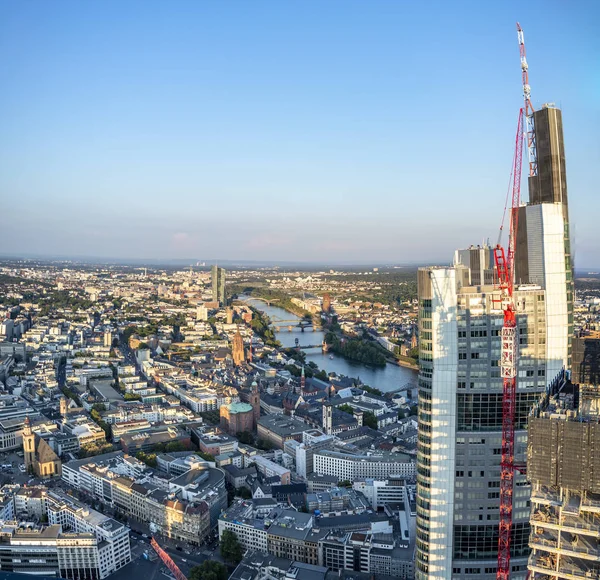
[
  {"xmin": 495, "ymin": 108, "xmax": 524, "ymax": 580},
  {"xmin": 517, "ymin": 22, "xmax": 537, "ymax": 177},
  {"xmin": 495, "ymin": 22, "xmax": 533, "ymax": 580}
]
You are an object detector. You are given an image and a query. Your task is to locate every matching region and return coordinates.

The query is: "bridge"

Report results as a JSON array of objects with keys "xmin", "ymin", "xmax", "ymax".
[{"xmin": 270, "ymin": 316, "xmax": 321, "ymax": 332}]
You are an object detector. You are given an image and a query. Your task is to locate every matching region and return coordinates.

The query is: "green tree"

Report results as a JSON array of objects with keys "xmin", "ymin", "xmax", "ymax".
[
  {"xmin": 136, "ymin": 451, "xmax": 158, "ymax": 468},
  {"xmin": 220, "ymin": 529, "xmax": 244, "ymax": 564},
  {"xmin": 363, "ymin": 411, "xmax": 378, "ymax": 430},
  {"xmin": 255, "ymin": 438, "xmax": 274, "ymax": 451},
  {"xmin": 195, "ymin": 451, "xmax": 215, "ymax": 462},
  {"xmin": 124, "ymin": 393, "xmax": 141, "ymax": 401},
  {"xmin": 237, "ymin": 487, "xmax": 252, "ymax": 499},
  {"xmin": 339, "ymin": 480, "xmax": 352, "ymax": 488},
  {"xmin": 338, "ymin": 404, "xmax": 354, "ymax": 415},
  {"xmin": 236, "ymin": 431, "xmax": 255, "ymax": 445},
  {"xmin": 189, "ymin": 561, "xmax": 228, "ymax": 580},
  {"xmin": 165, "ymin": 441, "xmax": 188, "ymax": 452}
]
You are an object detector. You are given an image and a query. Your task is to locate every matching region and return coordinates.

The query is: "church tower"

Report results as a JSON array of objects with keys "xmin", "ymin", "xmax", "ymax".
[
  {"xmin": 22, "ymin": 417, "xmax": 36, "ymax": 472},
  {"xmin": 60, "ymin": 397, "xmax": 68, "ymax": 418},
  {"xmin": 250, "ymin": 380, "xmax": 260, "ymax": 429},
  {"xmin": 322, "ymin": 402, "xmax": 333, "ymax": 435}
]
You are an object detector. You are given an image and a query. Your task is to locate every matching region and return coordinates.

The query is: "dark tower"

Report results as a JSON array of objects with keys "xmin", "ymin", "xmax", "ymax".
[{"xmin": 250, "ymin": 380, "xmax": 260, "ymax": 429}]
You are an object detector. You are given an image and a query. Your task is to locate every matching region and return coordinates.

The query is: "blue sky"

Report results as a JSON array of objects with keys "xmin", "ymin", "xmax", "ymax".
[{"xmin": 1, "ymin": 0, "xmax": 598, "ymax": 265}]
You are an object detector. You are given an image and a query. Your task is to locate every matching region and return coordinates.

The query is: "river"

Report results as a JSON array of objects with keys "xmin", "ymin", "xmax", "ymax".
[{"xmin": 245, "ymin": 298, "xmax": 417, "ymax": 393}]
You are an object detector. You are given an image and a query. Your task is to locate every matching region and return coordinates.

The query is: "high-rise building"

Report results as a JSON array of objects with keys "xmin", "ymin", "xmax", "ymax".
[
  {"xmin": 211, "ymin": 266, "xmax": 226, "ymax": 306},
  {"xmin": 415, "ymin": 105, "xmax": 572, "ymax": 580}
]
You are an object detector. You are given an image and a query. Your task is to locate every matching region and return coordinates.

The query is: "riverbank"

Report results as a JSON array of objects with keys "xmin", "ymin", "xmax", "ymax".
[
  {"xmin": 244, "ymin": 297, "xmax": 418, "ymax": 392},
  {"xmin": 237, "ymin": 287, "xmax": 313, "ymax": 319},
  {"xmin": 390, "ymin": 357, "xmax": 419, "ymax": 371}
]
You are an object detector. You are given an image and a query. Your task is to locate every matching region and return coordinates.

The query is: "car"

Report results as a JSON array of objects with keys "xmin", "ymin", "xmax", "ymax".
[
  {"xmin": 142, "ymin": 534, "xmax": 148, "ymax": 539},
  {"xmin": 181, "ymin": 559, "xmax": 187, "ymax": 563},
  {"xmin": 175, "ymin": 546, "xmax": 182, "ymax": 551}
]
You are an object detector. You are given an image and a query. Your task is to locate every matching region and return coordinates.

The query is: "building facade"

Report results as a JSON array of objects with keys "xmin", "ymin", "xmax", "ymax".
[
  {"xmin": 415, "ymin": 103, "xmax": 572, "ymax": 580},
  {"xmin": 220, "ymin": 402, "xmax": 254, "ymax": 436}
]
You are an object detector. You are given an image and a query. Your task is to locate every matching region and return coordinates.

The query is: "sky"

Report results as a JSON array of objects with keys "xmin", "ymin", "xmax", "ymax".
[{"xmin": 0, "ymin": 0, "xmax": 598, "ymax": 266}]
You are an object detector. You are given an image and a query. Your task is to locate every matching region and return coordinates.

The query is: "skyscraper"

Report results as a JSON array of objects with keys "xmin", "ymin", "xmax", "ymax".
[
  {"xmin": 415, "ymin": 105, "xmax": 571, "ymax": 580},
  {"xmin": 211, "ymin": 265, "xmax": 226, "ymax": 306}
]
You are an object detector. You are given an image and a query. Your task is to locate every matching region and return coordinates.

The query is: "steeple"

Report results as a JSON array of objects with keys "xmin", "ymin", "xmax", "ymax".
[{"xmin": 23, "ymin": 415, "xmax": 32, "ymax": 436}]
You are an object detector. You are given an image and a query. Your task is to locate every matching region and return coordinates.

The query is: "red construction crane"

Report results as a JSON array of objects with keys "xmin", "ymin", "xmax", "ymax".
[
  {"xmin": 150, "ymin": 537, "xmax": 188, "ymax": 580},
  {"xmin": 494, "ymin": 22, "xmax": 532, "ymax": 580},
  {"xmin": 517, "ymin": 22, "xmax": 537, "ymax": 177},
  {"xmin": 495, "ymin": 107, "xmax": 524, "ymax": 580}
]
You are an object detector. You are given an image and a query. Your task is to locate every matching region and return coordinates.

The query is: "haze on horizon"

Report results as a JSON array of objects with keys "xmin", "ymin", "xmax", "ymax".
[{"xmin": 1, "ymin": 1, "xmax": 598, "ymax": 267}]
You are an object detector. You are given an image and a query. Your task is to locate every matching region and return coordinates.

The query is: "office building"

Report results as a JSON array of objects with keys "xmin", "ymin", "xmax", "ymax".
[
  {"xmin": 211, "ymin": 266, "xmax": 226, "ymax": 306},
  {"xmin": 352, "ymin": 478, "xmax": 410, "ymax": 510},
  {"xmin": 313, "ymin": 449, "xmax": 415, "ymax": 482},
  {"xmin": 572, "ymin": 331, "xmax": 600, "ymax": 386},
  {"xmin": 46, "ymin": 491, "xmax": 131, "ymax": 577},
  {"xmin": 415, "ymin": 104, "xmax": 572, "ymax": 579}
]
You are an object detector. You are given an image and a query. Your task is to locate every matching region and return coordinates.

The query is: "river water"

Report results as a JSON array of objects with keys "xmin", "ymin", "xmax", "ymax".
[{"xmin": 245, "ymin": 298, "xmax": 417, "ymax": 393}]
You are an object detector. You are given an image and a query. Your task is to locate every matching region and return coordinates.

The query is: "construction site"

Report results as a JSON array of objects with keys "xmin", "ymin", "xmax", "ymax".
[{"xmin": 528, "ymin": 379, "xmax": 600, "ymax": 579}]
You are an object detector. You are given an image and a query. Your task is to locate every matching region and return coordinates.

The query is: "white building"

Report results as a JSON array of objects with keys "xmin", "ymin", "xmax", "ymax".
[
  {"xmin": 47, "ymin": 490, "xmax": 131, "ymax": 578},
  {"xmin": 313, "ymin": 449, "xmax": 415, "ymax": 482},
  {"xmin": 352, "ymin": 478, "xmax": 408, "ymax": 510}
]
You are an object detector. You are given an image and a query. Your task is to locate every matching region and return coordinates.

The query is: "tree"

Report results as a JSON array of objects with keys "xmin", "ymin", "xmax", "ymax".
[
  {"xmin": 339, "ymin": 480, "xmax": 352, "ymax": 488},
  {"xmin": 124, "ymin": 393, "xmax": 141, "ymax": 401},
  {"xmin": 236, "ymin": 431, "xmax": 254, "ymax": 445},
  {"xmin": 363, "ymin": 411, "xmax": 378, "ymax": 430},
  {"xmin": 338, "ymin": 404, "xmax": 354, "ymax": 415},
  {"xmin": 237, "ymin": 487, "xmax": 252, "ymax": 499},
  {"xmin": 196, "ymin": 451, "xmax": 215, "ymax": 462},
  {"xmin": 165, "ymin": 440, "xmax": 188, "ymax": 452},
  {"xmin": 189, "ymin": 561, "xmax": 228, "ymax": 580},
  {"xmin": 220, "ymin": 529, "xmax": 243, "ymax": 564},
  {"xmin": 136, "ymin": 451, "xmax": 157, "ymax": 468}
]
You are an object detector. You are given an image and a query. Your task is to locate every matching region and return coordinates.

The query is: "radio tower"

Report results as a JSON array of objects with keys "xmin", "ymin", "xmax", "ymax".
[{"xmin": 495, "ymin": 22, "xmax": 531, "ymax": 580}]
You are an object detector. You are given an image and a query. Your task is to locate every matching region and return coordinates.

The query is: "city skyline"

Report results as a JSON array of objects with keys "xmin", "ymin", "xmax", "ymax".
[{"xmin": 1, "ymin": 1, "xmax": 598, "ymax": 266}]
